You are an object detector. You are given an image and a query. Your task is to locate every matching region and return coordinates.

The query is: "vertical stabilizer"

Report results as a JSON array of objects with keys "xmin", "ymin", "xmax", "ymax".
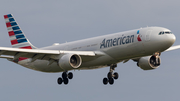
[{"xmin": 4, "ymin": 14, "xmax": 36, "ymax": 49}]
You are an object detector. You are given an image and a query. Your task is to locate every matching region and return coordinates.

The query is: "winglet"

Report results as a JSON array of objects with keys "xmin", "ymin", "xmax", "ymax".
[{"xmin": 4, "ymin": 14, "xmax": 36, "ymax": 49}]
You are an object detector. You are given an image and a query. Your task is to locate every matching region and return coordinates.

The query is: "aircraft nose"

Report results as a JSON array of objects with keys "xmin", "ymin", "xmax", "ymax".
[
  {"xmin": 165, "ymin": 34, "xmax": 176, "ymax": 47},
  {"xmin": 170, "ymin": 34, "xmax": 176, "ymax": 44}
]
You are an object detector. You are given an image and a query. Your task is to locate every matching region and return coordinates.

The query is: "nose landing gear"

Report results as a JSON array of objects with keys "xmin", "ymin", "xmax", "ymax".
[{"xmin": 103, "ymin": 64, "xmax": 119, "ymax": 85}]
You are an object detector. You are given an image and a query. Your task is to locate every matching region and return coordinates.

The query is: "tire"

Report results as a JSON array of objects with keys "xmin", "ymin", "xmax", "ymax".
[
  {"xmin": 57, "ymin": 77, "xmax": 63, "ymax": 85},
  {"xmin": 62, "ymin": 72, "xmax": 67, "ymax": 79},
  {"xmin": 113, "ymin": 72, "xmax": 119, "ymax": 79},
  {"xmin": 109, "ymin": 78, "xmax": 114, "ymax": 85},
  {"xmin": 68, "ymin": 72, "xmax": 73, "ymax": 79},
  {"xmin": 63, "ymin": 78, "xmax": 69, "ymax": 85},
  {"xmin": 137, "ymin": 62, "xmax": 139, "ymax": 67},
  {"xmin": 107, "ymin": 72, "xmax": 112, "ymax": 79},
  {"xmin": 103, "ymin": 78, "xmax": 108, "ymax": 85}
]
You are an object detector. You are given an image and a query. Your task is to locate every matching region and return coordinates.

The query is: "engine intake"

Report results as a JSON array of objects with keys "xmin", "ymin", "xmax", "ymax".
[
  {"xmin": 58, "ymin": 54, "xmax": 82, "ymax": 70},
  {"xmin": 138, "ymin": 55, "xmax": 161, "ymax": 70}
]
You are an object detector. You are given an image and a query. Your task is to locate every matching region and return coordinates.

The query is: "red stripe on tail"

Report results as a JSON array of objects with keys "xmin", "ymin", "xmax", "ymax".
[
  {"xmin": 11, "ymin": 39, "xmax": 18, "ymax": 45},
  {"xmin": 8, "ymin": 31, "xmax": 15, "ymax": 36},
  {"xmin": 6, "ymin": 22, "xmax": 11, "ymax": 27},
  {"xmin": 20, "ymin": 46, "xmax": 32, "ymax": 49},
  {"xmin": 4, "ymin": 15, "xmax": 8, "ymax": 19}
]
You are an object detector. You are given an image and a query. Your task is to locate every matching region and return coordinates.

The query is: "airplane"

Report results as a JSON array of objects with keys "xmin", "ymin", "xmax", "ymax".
[{"xmin": 1, "ymin": 14, "xmax": 180, "ymax": 85}]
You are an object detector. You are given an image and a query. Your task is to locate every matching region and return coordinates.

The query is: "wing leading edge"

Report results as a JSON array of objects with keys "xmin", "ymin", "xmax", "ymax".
[{"xmin": 0, "ymin": 47, "xmax": 97, "ymax": 62}]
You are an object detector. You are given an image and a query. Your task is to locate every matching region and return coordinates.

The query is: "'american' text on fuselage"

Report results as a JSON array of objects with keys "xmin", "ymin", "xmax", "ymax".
[{"xmin": 100, "ymin": 35, "xmax": 134, "ymax": 48}]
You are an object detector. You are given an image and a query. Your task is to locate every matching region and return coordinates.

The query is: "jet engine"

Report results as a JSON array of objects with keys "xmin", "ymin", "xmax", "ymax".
[
  {"xmin": 137, "ymin": 55, "xmax": 161, "ymax": 70},
  {"xmin": 58, "ymin": 54, "xmax": 82, "ymax": 70}
]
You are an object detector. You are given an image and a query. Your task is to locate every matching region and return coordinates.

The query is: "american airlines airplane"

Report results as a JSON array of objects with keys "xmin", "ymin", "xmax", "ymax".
[{"xmin": 1, "ymin": 14, "xmax": 180, "ymax": 85}]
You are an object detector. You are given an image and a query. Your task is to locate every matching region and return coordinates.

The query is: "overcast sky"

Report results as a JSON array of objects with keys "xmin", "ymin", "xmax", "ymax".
[{"xmin": 0, "ymin": 0, "xmax": 180, "ymax": 101}]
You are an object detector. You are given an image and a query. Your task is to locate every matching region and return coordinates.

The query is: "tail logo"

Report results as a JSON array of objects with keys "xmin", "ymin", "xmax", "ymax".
[
  {"xmin": 4, "ymin": 14, "xmax": 36, "ymax": 61},
  {"xmin": 4, "ymin": 14, "xmax": 35, "ymax": 49}
]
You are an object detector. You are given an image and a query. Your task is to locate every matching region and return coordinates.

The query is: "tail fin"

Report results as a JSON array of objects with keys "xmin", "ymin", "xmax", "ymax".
[{"xmin": 4, "ymin": 14, "xmax": 36, "ymax": 49}]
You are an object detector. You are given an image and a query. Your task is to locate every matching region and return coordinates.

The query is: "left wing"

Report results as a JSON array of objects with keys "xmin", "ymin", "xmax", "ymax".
[{"xmin": 0, "ymin": 47, "xmax": 97, "ymax": 62}]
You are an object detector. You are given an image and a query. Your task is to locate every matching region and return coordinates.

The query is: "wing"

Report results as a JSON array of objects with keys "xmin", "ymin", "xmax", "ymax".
[
  {"xmin": 131, "ymin": 45, "xmax": 180, "ymax": 63},
  {"xmin": 165, "ymin": 45, "xmax": 180, "ymax": 52},
  {"xmin": 0, "ymin": 47, "xmax": 101, "ymax": 62}
]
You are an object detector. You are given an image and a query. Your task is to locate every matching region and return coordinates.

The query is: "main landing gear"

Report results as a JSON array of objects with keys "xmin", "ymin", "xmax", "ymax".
[
  {"xmin": 103, "ymin": 64, "xmax": 119, "ymax": 85},
  {"xmin": 57, "ymin": 64, "xmax": 119, "ymax": 85},
  {"xmin": 57, "ymin": 71, "xmax": 73, "ymax": 85}
]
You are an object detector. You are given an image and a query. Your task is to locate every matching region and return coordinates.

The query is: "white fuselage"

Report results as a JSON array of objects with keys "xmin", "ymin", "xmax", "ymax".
[{"xmin": 18, "ymin": 27, "xmax": 176, "ymax": 72}]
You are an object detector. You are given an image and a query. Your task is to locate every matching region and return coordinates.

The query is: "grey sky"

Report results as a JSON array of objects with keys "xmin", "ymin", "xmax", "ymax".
[{"xmin": 0, "ymin": 0, "xmax": 180, "ymax": 101}]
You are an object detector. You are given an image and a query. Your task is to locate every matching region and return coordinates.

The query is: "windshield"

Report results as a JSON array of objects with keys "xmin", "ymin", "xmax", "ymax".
[{"xmin": 159, "ymin": 31, "xmax": 172, "ymax": 35}]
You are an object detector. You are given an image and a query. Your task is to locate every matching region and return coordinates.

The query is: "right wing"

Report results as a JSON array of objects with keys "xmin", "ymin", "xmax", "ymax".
[{"xmin": 165, "ymin": 45, "xmax": 180, "ymax": 52}]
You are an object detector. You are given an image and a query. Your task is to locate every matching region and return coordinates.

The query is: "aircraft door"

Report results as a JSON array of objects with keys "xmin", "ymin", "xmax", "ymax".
[{"xmin": 145, "ymin": 30, "xmax": 152, "ymax": 41}]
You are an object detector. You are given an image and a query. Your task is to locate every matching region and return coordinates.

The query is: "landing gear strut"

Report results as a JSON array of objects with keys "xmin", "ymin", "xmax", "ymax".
[
  {"xmin": 103, "ymin": 64, "xmax": 119, "ymax": 85},
  {"xmin": 57, "ymin": 71, "xmax": 73, "ymax": 85}
]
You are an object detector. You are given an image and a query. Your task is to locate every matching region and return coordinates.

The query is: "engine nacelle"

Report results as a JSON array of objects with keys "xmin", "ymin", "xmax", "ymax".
[
  {"xmin": 58, "ymin": 54, "xmax": 82, "ymax": 70},
  {"xmin": 137, "ymin": 55, "xmax": 161, "ymax": 70}
]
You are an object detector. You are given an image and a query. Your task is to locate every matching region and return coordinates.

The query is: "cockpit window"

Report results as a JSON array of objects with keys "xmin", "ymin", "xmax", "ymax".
[
  {"xmin": 159, "ymin": 31, "xmax": 172, "ymax": 35},
  {"xmin": 159, "ymin": 32, "xmax": 164, "ymax": 35},
  {"xmin": 165, "ymin": 32, "xmax": 172, "ymax": 34}
]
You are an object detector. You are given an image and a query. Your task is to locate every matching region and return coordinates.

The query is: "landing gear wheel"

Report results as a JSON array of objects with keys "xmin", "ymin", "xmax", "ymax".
[
  {"xmin": 57, "ymin": 77, "xmax": 63, "ymax": 85},
  {"xmin": 103, "ymin": 64, "xmax": 118, "ymax": 85},
  {"xmin": 63, "ymin": 78, "xmax": 69, "ymax": 85},
  {"xmin": 109, "ymin": 78, "xmax": 114, "ymax": 85},
  {"xmin": 68, "ymin": 72, "xmax": 73, "ymax": 79},
  {"xmin": 57, "ymin": 71, "xmax": 74, "ymax": 85},
  {"xmin": 107, "ymin": 72, "xmax": 112, "ymax": 79},
  {"xmin": 103, "ymin": 78, "xmax": 108, "ymax": 85},
  {"xmin": 113, "ymin": 72, "xmax": 119, "ymax": 79},
  {"xmin": 62, "ymin": 72, "xmax": 67, "ymax": 79},
  {"xmin": 137, "ymin": 62, "xmax": 139, "ymax": 67}
]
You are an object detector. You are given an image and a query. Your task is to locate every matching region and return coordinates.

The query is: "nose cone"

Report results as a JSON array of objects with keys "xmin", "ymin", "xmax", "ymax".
[
  {"xmin": 157, "ymin": 34, "xmax": 176, "ymax": 52},
  {"xmin": 167, "ymin": 34, "xmax": 176, "ymax": 45}
]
